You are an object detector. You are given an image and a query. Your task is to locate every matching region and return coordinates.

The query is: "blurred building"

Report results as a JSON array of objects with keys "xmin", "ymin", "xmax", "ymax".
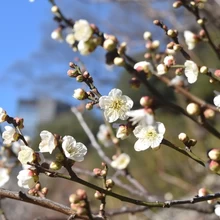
[{"xmin": 17, "ymin": 98, "xmax": 71, "ymax": 137}]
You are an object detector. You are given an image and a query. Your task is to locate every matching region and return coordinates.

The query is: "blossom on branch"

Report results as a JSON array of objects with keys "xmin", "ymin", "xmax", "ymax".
[
  {"xmin": 184, "ymin": 60, "xmax": 199, "ymax": 84},
  {"xmin": 39, "ymin": 130, "xmax": 56, "ymax": 154},
  {"xmin": 18, "ymin": 146, "xmax": 35, "ymax": 165},
  {"xmin": 111, "ymin": 153, "xmax": 130, "ymax": 170},
  {"xmin": 0, "ymin": 168, "xmax": 10, "ymax": 187},
  {"xmin": 2, "ymin": 126, "xmax": 19, "ymax": 145},
  {"xmin": 97, "ymin": 124, "xmax": 113, "ymax": 147},
  {"xmin": 17, "ymin": 169, "xmax": 39, "ymax": 189},
  {"xmin": 62, "ymin": 136, "xmax": 87, "ymax": 162},
  {"xmin": 73, "ymin": 19, "xmax": 93, "ymax": 42},
  {"xmin": 99, "ymin": 88, "xmax": 133, "ymax": 123},
  {"xmin": 133, "ymin": 122, "xmax": 165, "ymax": 151},
  {"xmin": 184, "ymin": 30, "xmax": 198, "ymax": 50},
  {"xmin": 0, "ymin": 107, "xmax": 7, "ymax": 123}
]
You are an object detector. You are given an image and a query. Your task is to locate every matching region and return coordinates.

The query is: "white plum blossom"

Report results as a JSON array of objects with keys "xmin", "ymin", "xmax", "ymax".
[
  {"xmin": 184, "ymin": 30, "xmax": 197, "ymax": 50},
  {"xmin": 111, "ymin": 153, "xmax": 130, "ymax": 170},
  {"xmin": 73, "ymin": 19, "xmax": 93, "ymax": 42},
  {"xmin": 99, "ymin": 88, "xmax": 133, "ymax": 123},
  {"xmin": 126, "ymin": 109, "xmax": 155, "ymax": 126},
  {"xmin": 97, "ymin": 124, "xmax": 113, "ymax": 147},
  {"xmin": 213, "ymin": 93, "xmax": 220, "ymax": 108},
  {"xmin": 0, "ymin": 168, "xmax": 10, "ymax": 187},
  {"xmin": 17, "ymin": 169, "xmax": 38, "ymax": 189},
  {"xmin": 62, "ymin": 136, "xmax": 87, "ymax": 162},
  {"xmin": 12, "ymin": 136, "xmax": 31, "ymax": 155},
  {"xmin": 133, "ymin": 122, "xmax": 165, "ymax": 151},
  {"xmin": 157, "ymin": 64, "xmax": 168, "ymax": 75},
  {"xmin": 184, "ymin": 60, "xmax": 199, "ymax": 84},
  {"xmin": 134, "ymin": 61, "xmax": 154, "ymax": 75},
  {"xmin": 2, "ymin": 126, "xmax": 18, "ymax": 145},
  {"xmin": 0, "ymin": 107, "xmax": 7, "ymax": 123},
  {"xmin": 39, "ymin": 130, "xmax": 56, "ymax": 154},
  {"xmin": 18, "ymin": 145, "xmax": 35, "ymax": 165}
]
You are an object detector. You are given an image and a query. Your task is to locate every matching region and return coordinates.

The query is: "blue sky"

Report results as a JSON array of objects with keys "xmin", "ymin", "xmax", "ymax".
[
  {"xmin": 0, "ymin": 0, "xmax": 50, "ymax": 115},
  {"xmin": 0, "ymin": 0, "xmax": 152, "ymax": 118}
]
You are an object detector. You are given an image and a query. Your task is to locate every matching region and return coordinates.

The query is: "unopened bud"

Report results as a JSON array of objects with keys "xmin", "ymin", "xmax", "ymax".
[
  {"xmin": 55, "ymin": 153, "xmax": 65, "ymax": 162},
  {"xmin": 167, "ymin": 29, "xmax": 177, "ymax": 38},
  {"xmin": 41, "ymin": 187, "xmax": 49, "ymax": 196},
  {"xmin": 73, "ymin": 89, "xmax": 87, "ymax": 100},
  {"xmin": 200, "ymin": 66, "xmax": 208, "ymax": 74},
  {"xmin": 153, "ymin": 20, "xmax": 160, "ymax": 26},
  {"xmin": 93, "ymin": 168, "xmax": 102, "ymax": 176},
  {"xmin": 140, "ymin": 96, "xmax": 153, "ymax": 107},
  {"xmin": 197, "ymin": 19, "xmax": 205, "ymax": 25},
  {"xmin": 76, "ymin": 75, "xmax": 84, "ymax": 82},
  {"xmin": 186, "ymin": 103, "xmax": 200, "ymax": 115},
  {"xmin": 203, "ymin": 109, "xmax": 215, "ymax": 119},
  {"xmin": 100, "ymin": 170, "xmax": 107, "ymax": 177},
  {"xmin": 85, "ymin": 102, "xmax": 93, "ymax": 110},
  {"xmin": 0, "ymin": 108, "xmax": 7, "ymax": 123},
  {"xmin": 69, "ymin": 194, "xmax": 80, "ymax": 204},
  {"xmin": 67, "ymin": 69, "xmax": 79, "ymax": 77},
  {"xmin": 50, "ymin": 161, "xmax": 62, "ymax": 170},
  {"xmin": 167, "ymin": 42, "xmax": 175, "ymax": 49},
  {"xmin": 103, "ymin": 39, "xmax": 117, "ymax": 51},
  {"xmin": 76, "ymin": 207, "xmax": 87, "ymax": 216},
  {"xmin": 178, "ymin": 133, "xmax": 189, "ymax": 144},
  {"xmin": 175, "ymin": 68, "xmax": 183, "ymax": 76},
  {"xmin": 116, "ymin": 124, "xmax": 130, "ymax": 140},
  {"xmin": 152, "ymin": 40, "xmax": 160, "ymax": 49},
  {"xmin": 214, "ymin": 70, "xmax": 220, "ymax": 78},
  {"xmin": 14, "ymin": 117, "xmax": 24, "ymax": 129},
  {"xmin": 113, "ymin": 57, "xmax": 125, "ymax": 66},
  {"xmin": 106, "ymin": 179, "xmax": 115, "ymax": 188},
  {"xmin": 118, "ymin": 42, "xmax": 127, "ymax": 55},
  {"xmin": 76, "ymin": 189, "xmax": 87, "ymax": 200},
  {"xmin": 143, "ymin": 31, "xmax": 152, "ymax": 40},
  {"xmin": 198, "ymin": 188, "xmax": 209, "ymax": 197},
  {"xmin": 209, "ymin": 160, "xmax": 220, "ymax": 174},
  {"xmin": 208, "ymin": 149, "xmax": 220, "ymax": 161},
  {"xmin": 173, "ymin": 44, "xmax": 181, "ymax": 51},
  {"xmin": 51, "ymin": 5, "xmax": 59, "ymax": 13},
  {"xmin": 188, "ymin": 139, "xmax": 197, "ymax": 147},
  {"xmin": 94, "ymin": 191, "xmax": 105, "ymax": 200}
]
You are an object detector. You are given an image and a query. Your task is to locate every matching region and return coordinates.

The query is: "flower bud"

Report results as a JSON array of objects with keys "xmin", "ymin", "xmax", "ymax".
[
  {"xmin": 113, "ymin": 57, "xmax": 125, "ymax": 66},
  {"xmin": 214, "ymin": 70, "xmax": 220, "ymax": 78},
  {"xmin": 76, "ymin": 189, "xmax": 87, "ymax": 200},
  {"xmin": 76, "ymin": 207, "xmax": 87, "ymax": 216},
  {"xmin": 94, "ymin": 191, "xmax": 105, "ymax": 200},
  {"xmin": 173, "ymin": 44, "xmax": 181, "ymax": 51},
  {"xmin": 55, "ymin": 153, "xmax": 65, "ymax": 162},
  {"xmin": 67, "ymin": 69, "xmax": 80, "ymax": 78},
  {"xmin": 208, "ymin": 149, "xmax": 220, "ymax": 161},
  {"xmin": 188, "ymin": 139, "xmax": 197, "ymax": 147},
  {"xmin": 73, "ymin": 89, "xmax": 87, "ymax": 100},
  {"xmin": 140, "ymin": 96, "xmax": 153, "ymax": 107},
  {"xmin": 41, "ymin": 187, "xmax": 49, "ymax": 196},
  {"xmin": 175, "ymin": 68, "xmax": 184, "ymax": 76},
  {"xmin": 153, "ymin": 20, "xmax": 160, "ymax": 26},
  {"xmin": 200, "ymin": 66, "xmax": 208, "ymax": 74},
  {"xmin": 198, "ymin": 187, "xmax": 208, "ymax": 197},
  {"xmin": 51, "ymin": 5, "xmax": 59, "ymax": 13},
  {"xmin": 178, "ymin": 133, "xmax": 189, "ymax": 144},
  {"xmin": 69, "ymin": 194, "xmax": 80, "ymax": 204},
  {"xmin": 209, "ymin": 160, "xmax": 220, "ymax": 174},
  {"xmin": 167, "ymin": 29, "xmax": 177, "ymax": 38},
  {"xmin": 50, "ymin": 161, "xmax": 62, "ymax": 170},
  {"xmin": 85, "ymin": 102, "xmax": 93, "ymax": 110},
  {"xmin": 164, "ymin": 55, "xmax": 175, "ymax": 67},
  {"xmin": 186, "ymin": 103, "xmax": 200, "ymax": 115},
  {"xmin": 116, "ymin": 124, "xmax": 130, "ymax": 140},
  {"xmin": 117, "ymin": 42, "xmax": 127, "ymax": 55},
  {"xmin": 167, "ymin": 42, "xmax": 175, "ymax": 49},
  {"xmin": 197, "ymin": 19, "xmax": 205, "ymax": 25},
  {"xmin": 103, "ymin": 39, "xmax": 117, "ymax": 51},
  {"xmin": 76, "ymin": 75, "xmax": 84, "ymax": 82},
  {"xmin": 106, "ymin": 179, "xmax": 114, "ymax": 188},
  {"xmin": 100, "ymin": 170, "xmax": 107, "ymax": 177},
  {"xmin": 0, "ymin": 108, "xmax": 7, "ymax": 123},
  {"xmin": 14, "ymin": 117, "xmax": 24, "ymax": 129},
  {"xmin": 143, "ymin": 31, "xmax": 152, "ymax": 40},
  {"xmin": 51, "ymin": 28, "xmax": 63, "ymax": 42},
  {"xmin": 203, "ymin": 109, "xmax": 215, "ymax": 119},
  {"xmin": 93, "ymin": 168, "xmax": 102, "ymax": 176},
  {"xmin": 152, "ymin": 40, "xmax": 160, "ymax": 49}
]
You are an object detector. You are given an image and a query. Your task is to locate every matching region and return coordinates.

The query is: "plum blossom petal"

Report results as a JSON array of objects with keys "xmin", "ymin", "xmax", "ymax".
[
  {"xmin": 39, "ymin": 130, "xmax": 56, "ymax": 154},
  {"xmin": 184, "ymin": 60, "xmax": 199, "ymax": 84}
]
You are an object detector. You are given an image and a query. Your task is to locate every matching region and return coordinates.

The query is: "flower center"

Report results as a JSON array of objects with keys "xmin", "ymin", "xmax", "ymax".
[
  {"xmin": 145, "ymin": 128, "xmax": 157, "ymax": 139},
  {"xmin": 66, "ymin": 145, "xmax": 75, "ymax": 154},
  {"xmin": 111, "ymin": 99, "xmax": 123, "ymax": 110}
]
